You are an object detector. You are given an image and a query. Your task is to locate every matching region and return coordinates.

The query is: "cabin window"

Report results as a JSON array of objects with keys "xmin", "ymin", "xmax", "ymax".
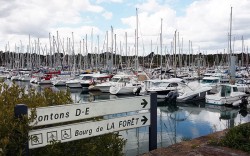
[
  {"xmin": 221, "ymin": 85, "xmax": 231, "ymax": 97},
  {"xmin": 124, "ymin": 78, "xmax": 130, "ymax": 83},
  {"xmin": 168, "ymin": 83, "xmax": 178, "ymax": 87},
  {"xmin": 201, "ymin": 79, "xmax": 213, "ymax": 83},
  {"xmin": 111, "ymin": 78, "xmax": 119, "ymax": 82},
  {"xmin": 213, "ymin": 79, "xmax": 219, "ymax": 83},
  {"xmin": 82, "ymin": 76, "xmax": 92, "ymax": 80},
  {"xmin": 181, "ymin": 80, "xmax": 186, "ymax": 84},
  {"xmin": 154, "ymin": 82, "xmax": 169, "ymax": 87},
  {"xmin": 237, "ymin": 80, "xmax": 244, "ymax": 84},
  {"xmin": 233, "ymin": 87, "xmax": 238, "ymax": 92}
]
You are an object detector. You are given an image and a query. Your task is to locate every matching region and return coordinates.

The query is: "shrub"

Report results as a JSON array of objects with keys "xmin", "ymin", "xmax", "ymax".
[{"xmin": 219, "ymin": 123, "xmax": 250, "ymax": 153}]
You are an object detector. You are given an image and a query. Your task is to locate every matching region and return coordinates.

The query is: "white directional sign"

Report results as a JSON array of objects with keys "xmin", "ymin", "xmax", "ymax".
[
  {"xmin": 29, "ymin": 96, "xmax": 150, "ymax": 127},
  {"xmin": 29, "ymin": 112, "xmax": 150, "ymax": 149}
]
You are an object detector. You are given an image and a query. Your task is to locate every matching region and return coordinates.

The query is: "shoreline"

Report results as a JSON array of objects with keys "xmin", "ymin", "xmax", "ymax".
[{"xmin": 141, "ymin": 128, "xmax": 249, "ymax": 156}]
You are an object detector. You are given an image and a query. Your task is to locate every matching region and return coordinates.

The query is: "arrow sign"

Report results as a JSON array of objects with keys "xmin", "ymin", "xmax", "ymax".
[
  {"xmin": 141, "ymin": 99, "xmax": 148, "ymax": 108},
  {"xmin": 29, "ymin": 96, "xmax": 150, "ymax": 127},
  {"xmin": 141, "ymin": 116, "xmax": 148, "ymax": 125},
  {"xmin": 28, "ymin": 112, "xmax": 150, "ymax": 149}
]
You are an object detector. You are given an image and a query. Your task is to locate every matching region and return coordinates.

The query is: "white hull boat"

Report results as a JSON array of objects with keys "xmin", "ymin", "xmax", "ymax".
[
  {"xmin": 200, "ymin": 76, "xmax": 221, "ymax": 94},
  {"xmin": 109, "ymin": 84, "xmax": 138, "ymax": 95},
  {"xmin": 176, "ymin": 82, "xmax": 212, "ymax": 102},
  {"xmin": 146, "ymin": 78, "xmax": 187, "ymax": 99},
  {"xmin": 93, "ymin": 73, "xmax": 137, "ymax": 93},
  {"xmin": 206, "ymin": 84, "xmax": 247, "ymax": 105},
  {"xmin": 91, "ymin": 81, "xmax": 114, "ymax": 92},
  {"xmin": 66, "ymin": 79, "xmax": 82, "ymax": 88}
]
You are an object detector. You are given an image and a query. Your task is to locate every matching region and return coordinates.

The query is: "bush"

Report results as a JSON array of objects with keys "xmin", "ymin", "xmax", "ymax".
[
  {"xmin": 219, "ymin": 123, "xmax": 250, "ymax": 153},
  {"xmin": 0, "ymin": 83, "xmax": 125, "ymax": 155}
]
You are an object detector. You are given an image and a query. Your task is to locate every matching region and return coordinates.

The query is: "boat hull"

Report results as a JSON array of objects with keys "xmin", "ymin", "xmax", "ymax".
[
  {"xmin": 206, "ymin": 93, "xmax": 246, "ymax": 105},
  {"xmin": 66, "ymin": 83, "xmax": 82, "ymax": 88},
  {"xmin": 109, "ymin": 86, "xmax": 135, "ymax": 95},
  {"xmin": 177, "ymin": 91, "xmax": 207, "ymax": 103}
]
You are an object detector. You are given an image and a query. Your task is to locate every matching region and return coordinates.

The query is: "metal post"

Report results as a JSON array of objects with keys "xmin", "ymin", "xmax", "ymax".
[
  {"xmin": 14, "ymin": 104, "xmax": 29, "ymax": 156},
  {"xmin": 149, "ymin": 92, "xmax": 157, "ymax": 151}
]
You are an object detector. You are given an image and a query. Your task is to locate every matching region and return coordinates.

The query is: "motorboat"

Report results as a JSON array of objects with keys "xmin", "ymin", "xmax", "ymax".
[
  {"xmin": 235, "ymin": 79, "xmax": 250, "ymax": 93},
  {"xmin": 200, "ymin": 76, "xmax": 221, "ymax": 93},
  {"xmin": 66, "ymin": 74, "xmax": 86, "ymax": 88},
  {"xmin": 88, "ymin": 73, "xmax": 113, "ymax": 91},
  {"xmin": 37, "ymin": 74, "xmax": 53, "ymax": 85},
  {"xmin": 51, "ymin": 74, "xmax": 73, "ymax": 86},
  {"xmin": 66, "ymin": 73, "xmax": 95, "ymax": 89},
  {"xmin": 109, "ymin": 79, "xmax": 141, "ymax": 95},
  {"xmin": 109, "ymin": 70, "xmax": 150, "ymax": 95},
  {"xmin": 176, "ymin": 81, "xmax": 212, "ymax": 102},
  {"xmin": 146, "ymin": 78, "xmax": 187, "ymax": 99},
  {"xmin": 206, "ymin": 84, "xmax": 247, "ymax": 105},
  {"xmin": 80, "ymin": 74, "xmax": 96, "ymax": 91},
  {"xmin": 19, "ymin": 73, "xmax": 32, "ymax": 81},
  {"xmin": 93, "ymin": 73, "xmax": 136, "ymax": 93},
  {"xmin": 109, "ymin": 73, "xmax": 143, "ymax": 95}
]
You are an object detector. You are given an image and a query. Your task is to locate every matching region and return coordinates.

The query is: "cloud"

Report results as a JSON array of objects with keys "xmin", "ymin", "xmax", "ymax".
[
  {"xmin": 96, "ymin": 0, "xmax": 124, "ymax": 4},
  {"xmin": 1, "ymin": 0, "xmax": 250, "ymax": 56},
  {"xmin": 176, "ymin": 0, "xmax": 250, "ymax": 53},
  {"xmin": 102, "ymin": 11, "xmax": 113, "ymax": 20},
  {"xmin": 0, "ymin": 0, "xmax": 108, "ymax": 51},
  {"xmin": 118, "ymin": 0, "xmax": 250, "ymax": 54}
]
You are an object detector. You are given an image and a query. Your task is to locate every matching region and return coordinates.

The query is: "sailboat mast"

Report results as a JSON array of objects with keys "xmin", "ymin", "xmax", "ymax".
[
  {"xmin": 229, "ymin": 7, "xmax": 233, "ymax": 56},
  {"xmin": 136, "ymin": 8, "xmax": 139, "ymax": 71},
  {"xmin": 229, "ymin": 7, "xmax": 236, "ymax": 84},
  {"xmin": 174, "ymin": 30, "xmax": 177, "ymax": 78},
  {"xmin": 160, "ymin": 18, "xmax": 163, "ymax": 78}
]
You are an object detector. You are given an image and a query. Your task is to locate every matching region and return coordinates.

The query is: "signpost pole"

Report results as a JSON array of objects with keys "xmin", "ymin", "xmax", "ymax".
[
  {"xmin": 149, "ymin": 92, "xmax": 157, "ymax": 151},
  {"xmin": 14, "ymin": 104, "xmax": 29, "ymax": 156}
]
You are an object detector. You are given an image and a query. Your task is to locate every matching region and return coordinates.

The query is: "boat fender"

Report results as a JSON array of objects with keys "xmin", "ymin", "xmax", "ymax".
[
  {"xmin": 166, "ymin": 91, "xmax": 179, "ymax": 101},
  {"xmin": 240, "ymin": 97, "xmax": 248, "ymax": 108},
  {"xmin": 232, "ymin": 100, "xmax": 241, "ymax": 107}
]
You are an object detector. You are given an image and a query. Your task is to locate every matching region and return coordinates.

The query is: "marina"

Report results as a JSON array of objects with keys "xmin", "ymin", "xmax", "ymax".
[{"xmin": 1, "ymin": 1, "xmax": 250, "ymax": 155}]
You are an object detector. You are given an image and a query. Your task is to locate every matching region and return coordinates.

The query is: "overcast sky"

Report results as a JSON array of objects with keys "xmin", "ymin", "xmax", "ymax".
[{"xmin": 0, "ymin": 0, "xmax": 250, "ymax": 55}]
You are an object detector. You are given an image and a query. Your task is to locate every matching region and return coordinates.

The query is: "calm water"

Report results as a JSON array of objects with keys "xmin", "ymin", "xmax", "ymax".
[{"xmin": 7, "ymin": 80, "xmax": 250, "ymax": 156}]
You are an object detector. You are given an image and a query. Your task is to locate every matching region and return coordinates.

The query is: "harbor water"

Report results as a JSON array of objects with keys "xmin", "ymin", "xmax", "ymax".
[{"xmin": 7, "ymin": 80, "xmax": 250, "ymax": 156}]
